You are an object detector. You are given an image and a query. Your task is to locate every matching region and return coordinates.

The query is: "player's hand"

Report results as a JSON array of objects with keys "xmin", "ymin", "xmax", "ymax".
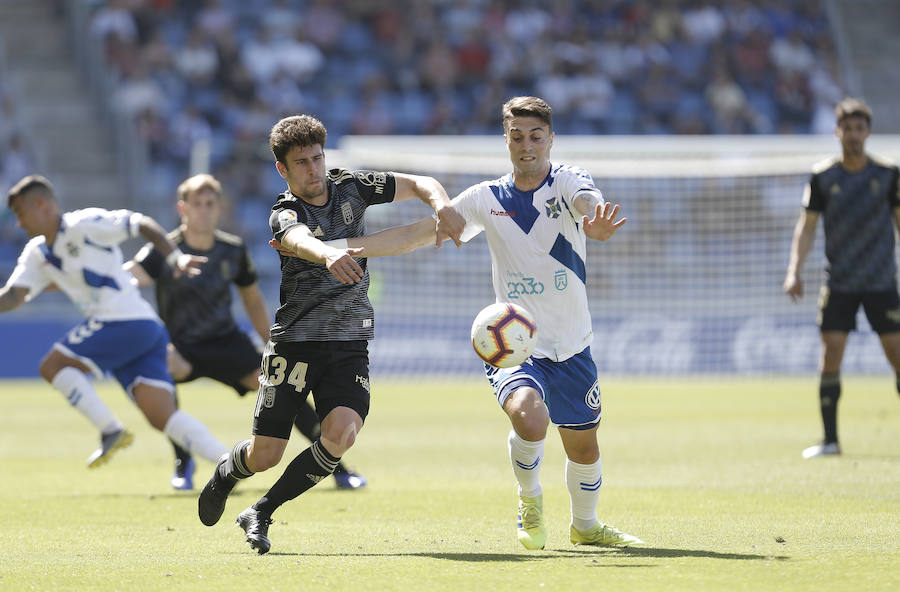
[
  {"xmin": 173, "ymin": 253, "xmax": 206, "ymax": 278},
  {"xmin": 783, "ymin": 273, "xmax": 803, "ymax": 301},
  {"xmin": 324, "ymin": 248, "xmax": 366, "ymax": 284},
  {"xmin": 435, "ymin": 204, "xmax": 466, "ymax": 248},
  {"xmin": 583, "ymin": 202, "xmax": 626, "ymax": 241},
  {"xmin": 269, "ymin": 238, "xmax": 295, "ymax": 257}
]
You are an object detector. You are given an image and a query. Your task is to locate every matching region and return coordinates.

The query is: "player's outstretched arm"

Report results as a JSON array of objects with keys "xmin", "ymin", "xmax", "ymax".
[
  {"xmin": 269, "ymin": 217, "xmax": 441, "ymax": 261},
  {"xmin": 0, "ymin": 284, "xmax": 27, "ymax": 313},
  {"xmin": 392, "ymin": 173, "xmax": 465, "ymax": 247},
  {"xmin": 123, "ymin": 260, "xmax": 154, "ymax": 287},
  {"xmin": 137, "ymin": 215, "xmax": 207, "ymax": 278},
  {"xmin": 578, "ymin": 197, "xmax": 627, "ymax": 242},
  {"xmin": 783, "ymin": 209, "xmax": 819, "ymax": 301},
  {"xmin": 280, "ymin": 225, "xmax": 365, "ymax": 284}
]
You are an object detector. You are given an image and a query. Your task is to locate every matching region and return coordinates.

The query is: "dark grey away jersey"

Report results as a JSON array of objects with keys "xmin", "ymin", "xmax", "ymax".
[
  {"xmin": 804, "ymin": 154, "xmax": 900, "ymax": 291},
  {"xmin": 269, "ymin": 168, "xmax": 396, "ymax": 342},
  {"xmin": 135, "ymin": 228, "xmax": 258, "ymax": 343}
]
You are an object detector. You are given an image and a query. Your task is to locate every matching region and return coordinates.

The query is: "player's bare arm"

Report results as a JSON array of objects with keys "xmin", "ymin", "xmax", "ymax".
[
  {"xmin": 575, "ymin": 191, "xmax": 627, "ymax": 241},
  {"xmin": 123, "ymin": 260, "xmax": 154, "ymax": 287},
  {"xmin": 271, "ymin": 216, "xmax": 441, "ymax": 260},
  {"xmin": 137, "ymin": 215, "xmax": 207, "ymax": 278},
  {"xmin": 0, "ymin": 284, "xmax": 27, "ymax": 312},
  {"xmin": 392, "ymin": 172, "xmax": 465, "ymax": 248},
  {"xmin": 784, "ymin": 209, "xmax": 819, "ymax": 301},
  {"xmin": 238, "ymin": 283, "xmax": 271, "ymax": 342},
  {"xmin": 281, "ymin": 224, "xmax": 365, "ymax": 284}
]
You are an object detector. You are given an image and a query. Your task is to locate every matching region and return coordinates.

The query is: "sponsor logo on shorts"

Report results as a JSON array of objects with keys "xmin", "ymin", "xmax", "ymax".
[
  {"xmin": 263, "ymin": 386, "xmax": 276, "ymax": 408},
  {"xmin": 356, "ymin": 375, "xmax": 370, "ymax": 393},
  {"xmin": 585, "ymin": 380, "xmax": 601, "ymax": 416}
]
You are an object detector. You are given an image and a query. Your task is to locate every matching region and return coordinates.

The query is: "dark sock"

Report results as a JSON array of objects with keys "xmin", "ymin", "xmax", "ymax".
[
  {"xmin": 171, "ymin": 440, "xmax": 192, "ymax": 467},
  {"xmin": 820, "ymin": 373, "xmax": 841, "ymax": 444},
  {"xmin": 293, "ymin": 400, "xmax": 321, "ymax": 441},
  {"xmin": 217, "ymin": 439, "xmax": 254, "ymax": 487},
  {"xmin": 253, "ymin": 439, "xmax": 339, "ymax": 516}
]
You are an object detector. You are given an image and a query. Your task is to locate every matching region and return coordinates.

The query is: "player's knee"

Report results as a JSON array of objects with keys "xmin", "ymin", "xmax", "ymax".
[
  {"xmin": 505, "ymin": 393, "xmax": 548, "ymax": 440},
  {"xmin": 320, "ymin": 411, "xmax": 361, "ymax": 456},
  {"xmin": 248, "ymin": 446, "xmax": 283, "ymax": 472},
  {"xmin": 38, "ymin": 352, "xmax": 66, "ymax": 382}
]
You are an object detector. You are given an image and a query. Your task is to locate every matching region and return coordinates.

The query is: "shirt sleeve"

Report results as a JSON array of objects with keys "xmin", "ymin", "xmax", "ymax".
[
  {"xmin": 133, "ymin": 241, "xmax": 164, "ymax": 280},
  {"xmin": 74, "ymin": 208, "xmax": 141, "ymax": 246},
  {"xmin": 803, "ymin": 173, "xmax": 825, "ymax": 211},
  {"xmin": 270, "ymin": 204, "xmax": 308, "ymax": 241},
  {"xmin": 560, "ymin": 165, "xmax": 603, "ymax": 212},
  {"xmin": 234, "ymin": 243, "xmax": 259, "ymax": 287},
  {"xmin": 5, "ymin": 240, "xmax": 51, "ymax": 301},
  {"xmin": 452, "ymin": 185, "xmax": 485, "ymax": 243},
  {"xmin": 351, "ymin": 170, "xmax": 396, "ymax": 206}
]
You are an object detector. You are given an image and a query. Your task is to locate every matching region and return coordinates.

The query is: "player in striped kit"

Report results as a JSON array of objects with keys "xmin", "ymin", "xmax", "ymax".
[
  {"xmin": 784, "ymin": 98, "xmax": 900, "ymax": 459},
  {"xmin": 274, "ymin": 96, "xmax": 643, "ymax": 550},
  {"xmin": 197, "ymin": 114, "xmax": 465, "ymax": 554},
  {"xmin": 0, "ymin": 175, "xmax": 228, "ymax": 472}
]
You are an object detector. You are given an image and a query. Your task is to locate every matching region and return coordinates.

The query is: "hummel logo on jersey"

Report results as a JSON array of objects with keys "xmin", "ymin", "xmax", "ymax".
[
  {"xmin": 313, "ymin": 225, "xmax": 324, "ymax": 237},
  {"xmin": 306, "ymin": 473, "xmax": 325, "ymax": 484},
  {"xmin": 490, "ymin": 209, "xmax": 515, "ymax": 217}
]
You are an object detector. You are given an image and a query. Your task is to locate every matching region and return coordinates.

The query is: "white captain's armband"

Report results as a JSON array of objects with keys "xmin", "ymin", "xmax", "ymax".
[{"xmin": 324, "ymin": 239, "xmax": 349, "ymax": 249}]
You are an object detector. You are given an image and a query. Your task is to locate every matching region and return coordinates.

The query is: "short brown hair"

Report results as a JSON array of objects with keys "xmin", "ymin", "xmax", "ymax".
[
  {"xmin": 269, "ymin": 115, "xmax": 328, "ymax": 164},
  {"xmin": 835, "ymin": 97, "xmax": 872, "ymax": 127},
  {"xmin": 7, "ymin": 174, "xmax": 55, "ymax": 208},
  {"xmin": 177, "ymin": 173, "xmax": 222, "ymax": 203},
  {"xmin": 502, "ymin": 96, "xmax": 553, "ymax": 133}
]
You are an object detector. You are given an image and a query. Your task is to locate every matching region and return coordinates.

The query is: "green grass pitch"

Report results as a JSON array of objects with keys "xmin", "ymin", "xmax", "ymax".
[{"xmin": 1, "ymin": 376, "xmax": 898, "ymax": 591}]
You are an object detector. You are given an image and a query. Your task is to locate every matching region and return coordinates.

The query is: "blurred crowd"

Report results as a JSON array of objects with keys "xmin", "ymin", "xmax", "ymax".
[
  {"xmin": 0, "ymin": 76, "xmax": 36, "ymax": 266},
  {"xmin": 88, "ymin": 0, "xmax": 844, "ymax": 203}
]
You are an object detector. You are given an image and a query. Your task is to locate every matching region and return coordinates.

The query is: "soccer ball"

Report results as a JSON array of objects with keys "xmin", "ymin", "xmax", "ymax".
[{"xmin": 470, "ymin": 302, "xmax": 538, "ymax": 368}]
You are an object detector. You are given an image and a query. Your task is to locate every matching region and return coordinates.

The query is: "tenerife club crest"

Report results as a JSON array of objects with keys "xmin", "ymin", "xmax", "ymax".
[
  {"xmin": 545, "ymin": 197, "xmax": 561, "ymax": 219},
  {"xmin": 554, "ymin": 269, "xmax": 568, "ymax": 291}
]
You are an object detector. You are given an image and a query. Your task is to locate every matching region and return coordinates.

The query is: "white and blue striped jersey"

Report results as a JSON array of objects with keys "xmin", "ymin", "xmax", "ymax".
[
  {"xmin": 454, "ymin": 163, "xmax": 602, "ymax": 362},
  {"xmin": 7, "ymin": 208, "xmax": 158, "ymax": 321}
]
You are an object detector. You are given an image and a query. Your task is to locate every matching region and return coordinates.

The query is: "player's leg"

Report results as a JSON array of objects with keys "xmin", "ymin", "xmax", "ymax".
[
  {"xmin": 860, "ymin": 290, "xmax": 900, "ymax": 397},
  {"xmin": 804, "ymin": 289, "xmax": 856, "ymax": 458},
  {"xmin": 493, "ymin": 367, "xmax": 549, "ymax": 551},
  {"xmin": 40, "ymin": 326, "xmax": 133, "ymax": 468},
  {"xmin": 237, "ymin": 342, "xmax": 369, "ymax": 554},
  {"xmin": 292, "ymin": 398, "xmax": 367, "ymax": 489},
  {"xmin": 559, "ymin": 427, "xmax": 643, "ymax": 547},
  {"xmin": 166, "ymin": 345, "xmax": 195, "ymax": 489}
]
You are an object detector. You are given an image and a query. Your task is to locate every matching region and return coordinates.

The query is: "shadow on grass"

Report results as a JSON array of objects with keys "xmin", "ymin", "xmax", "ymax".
[{"xmin": 249, "ymin": 547, "xmax": 788, "ymax": 562}]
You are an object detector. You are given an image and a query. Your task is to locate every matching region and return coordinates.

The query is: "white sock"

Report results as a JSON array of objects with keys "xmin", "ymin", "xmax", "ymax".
[
  {"xmin": 508, "ymin": 429, "xmax": 544, "ymax": 498},
  {"xmin": 51, "ymin": 367, "xmax": 123, "ymax": 434},
  {"xmin": 566, "ymin": 457, "xmax": 602, "ymax": 532},
  {"xmin": 163, "ymin": 410, "xmax": 227, "ymax": 462}
]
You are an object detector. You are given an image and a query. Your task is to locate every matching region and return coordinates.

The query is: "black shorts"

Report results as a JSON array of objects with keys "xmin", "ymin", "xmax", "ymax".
[
  {"xmin": 252, "ymin": 340, "xmax": 370, "ymax": 440},
  {"xmin": 173, "ymin": 329, "xmax": 262, "ymax": 395},
  {"xmin": 817, "ymin": 287, "xmax": 900, "ymax": 334}
]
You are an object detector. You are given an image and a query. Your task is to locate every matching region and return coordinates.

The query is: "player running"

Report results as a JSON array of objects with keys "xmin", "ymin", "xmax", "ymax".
[
  {"xmin": 197, "ymin": 114, "xmax": 464, "ymax": 554},
  {"xmin": 273, "ymin": 97, "xmax": 642, "ymax": 550},
  {"xmin": 125, "ymin": 173, "xmax": 366, "ymax": 490},
  {"xmin": 0, "ymin": 174, "xmax": 228, "ymax": 471},
  {"xmin": 784, "ymin": 97, "xmax": 900, "ymax": 459}
]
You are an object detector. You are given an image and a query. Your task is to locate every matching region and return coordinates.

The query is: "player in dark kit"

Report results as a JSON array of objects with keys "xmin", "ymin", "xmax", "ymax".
[
  {"xmin": 126, "ymin": 174, "xmax": 367, "ymax": 490},
  {"xmin": 784, "ymin": 97, "xmax": 900, "ymax": 458},
  {"xmin": 197, "ymin": 114, "xmax": 465, "ymax": 554}
]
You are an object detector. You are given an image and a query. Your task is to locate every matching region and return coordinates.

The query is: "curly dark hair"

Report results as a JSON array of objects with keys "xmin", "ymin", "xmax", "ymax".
[{"xmin": 269, "ymin": 115, "xmax": 328, "ymax": 164}]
